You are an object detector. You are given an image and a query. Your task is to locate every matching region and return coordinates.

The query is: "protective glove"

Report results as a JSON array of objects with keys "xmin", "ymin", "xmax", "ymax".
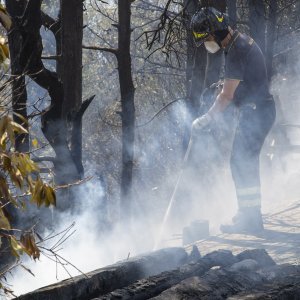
[{"xmin": 191, "ymin": 113, "xmax": 213, "ymax": 136}]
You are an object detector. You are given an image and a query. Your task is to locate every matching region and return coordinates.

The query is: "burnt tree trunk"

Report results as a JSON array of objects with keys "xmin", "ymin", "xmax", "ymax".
[
  {"xmin": 248, "ymin": 0, "xmax": 266, "ymax": 54},
  {"xmin": 266, "ymin": 0, "xmax": 278, "ymax": 82},
  {"xmin": 59, "ymin": 0, "xmax": 84, "ymax": 177},
  {"xmin": 6, "ymin": 1, "xmax": 29, "ymax": 152},
  {"xmin": 6, "ymin": 0, "xmax": 81, "ymax": 202},
  {"xmin": 117, "ymin": 0, "xmax": 135, "ymax": 222},
  {"xmin": 41, "ymin": 11, "xmax": 89, "ymax": 185}
]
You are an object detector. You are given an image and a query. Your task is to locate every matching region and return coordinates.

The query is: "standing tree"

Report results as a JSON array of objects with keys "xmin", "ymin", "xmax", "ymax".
[
  {"xmin": 59, "ymin": 0, "xmax": 84, "ymax": 177},
  {"xmin": 83, "ymin": 0, "xmax": 136, "ymax": 222},
  {"xmin": 3, "ymin": 2, "xmax": 29, "ymax": 152},
  {"xmin": 5, "ymin": 0, "xmax": 93, "ymax": 210},
  {"xmin": 118, "ymin": 0, "xmax": 135, "ymax": 223},
  {"xmin": 248, "ymin": 0, "xmax": 267, "ymax": 54}
]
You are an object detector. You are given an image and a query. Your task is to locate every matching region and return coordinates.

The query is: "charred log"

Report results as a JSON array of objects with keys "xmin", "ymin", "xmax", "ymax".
[
  {"xmin": 16, "ymin": 248, "xmax": 187, "ymax": 300},
  {"xmin": 95, "ymin": 250, "xmax": 237, "ymax": 300}
]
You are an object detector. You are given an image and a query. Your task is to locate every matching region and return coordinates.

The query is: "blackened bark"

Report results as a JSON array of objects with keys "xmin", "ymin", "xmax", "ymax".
[
  {"xmin": 41, "ymin": 12, "xmax": 61, "ymax": 63},
  {"xmin": 11, "ymin": 76, "xmax": 28, "ymax": 152},
  {"xmin": 266, "ymin": 0, "xmax": 278, "ymax": 82},
  {"xmin": 60, "ymin": 0, "xmax": 84, "ymax": 177},
  {"xmin": 117, "ymin": 0, "xmax": 135, "ymax": 222},
  {"xmin": 248, "ymin": 0, "xmax": 266, "ymax": 54},
  {"xmin": 6, "ymin": 1, "xmax": 29, "ymax": 152},
  {"xmin": 71, "ymin": 96, "xmax": 95, "ymax": 176},
  {"xmin": 6, "ymin": 0, "xmax": 80, "ymax": 190}
]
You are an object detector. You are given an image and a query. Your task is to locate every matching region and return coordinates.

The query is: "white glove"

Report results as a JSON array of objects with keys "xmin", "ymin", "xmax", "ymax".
[{"xmin": 192, "ymin": 113, "xmax": 213, "ymax": 135}]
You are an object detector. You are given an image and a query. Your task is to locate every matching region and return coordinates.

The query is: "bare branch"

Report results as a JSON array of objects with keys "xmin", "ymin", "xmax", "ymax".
[
  {"xmin": 82, "ymin": 44, "xmax": 118, "ymax": 55},
  {"xmin": 41, "ymin": 55, "xmax": 60, "ymax": 60}
]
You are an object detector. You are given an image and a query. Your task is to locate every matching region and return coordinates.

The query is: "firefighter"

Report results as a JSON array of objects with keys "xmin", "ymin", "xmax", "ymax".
[{"xmin": 190, "ymin": 7, "xmax": 276, "ymax": 233}]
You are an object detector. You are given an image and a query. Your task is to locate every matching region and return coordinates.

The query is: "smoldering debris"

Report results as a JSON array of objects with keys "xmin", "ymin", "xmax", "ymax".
[
  {"xmin": 17, "ymin": 248, "xmax": 300, "ymax": 300},
  {"xmin": 94, "ymin": 249, "xmax": 300, "ymax": 300}
]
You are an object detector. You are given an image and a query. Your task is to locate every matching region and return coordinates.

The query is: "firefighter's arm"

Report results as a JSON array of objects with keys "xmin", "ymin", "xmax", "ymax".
[
  {"xmin": 207, "ymin": 78, "xmax": 240, "ymax": 117},
  {"xmin": 192, "ymin": 79, "xmax": 240, "ymax": 134}
]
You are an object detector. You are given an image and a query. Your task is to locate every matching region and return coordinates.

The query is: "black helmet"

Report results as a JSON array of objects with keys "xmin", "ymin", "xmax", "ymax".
[{"xmin": 191, "ymin": 7, "xmax": 229, "ymax": 47}]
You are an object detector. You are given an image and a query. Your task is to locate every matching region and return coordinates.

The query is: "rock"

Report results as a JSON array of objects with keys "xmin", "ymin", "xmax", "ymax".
[
  {"xmin": 204, "ymin": 249, "xmax": 238, "ymax": 267},
  {"xmin": 229, "ymin": 259, "xmax": 259, "ymax": 272},
  {"xmin": 187, "ymin": 245, "xmax": 201, "ymax": 263},
  {"xmin": 236, "ymin": 249, "xmax": 276, "ymax": 267}
]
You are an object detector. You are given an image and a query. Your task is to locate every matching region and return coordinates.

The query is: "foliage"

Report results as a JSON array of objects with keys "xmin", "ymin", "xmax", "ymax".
[{"xmin": 0, "ymin": 113, "xmax": 56, "ymax": 296}]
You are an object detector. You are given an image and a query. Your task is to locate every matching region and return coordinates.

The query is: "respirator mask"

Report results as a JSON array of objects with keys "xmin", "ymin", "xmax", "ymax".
[{"xmin": 204, "ymin": 41, "xmax": 221, "ymax": 53}]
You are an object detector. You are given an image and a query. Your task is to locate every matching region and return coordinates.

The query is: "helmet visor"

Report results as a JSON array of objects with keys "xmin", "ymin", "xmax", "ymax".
[{"xmin": 192, "ymin": 31, "xmax": 209, "ymax": 47}]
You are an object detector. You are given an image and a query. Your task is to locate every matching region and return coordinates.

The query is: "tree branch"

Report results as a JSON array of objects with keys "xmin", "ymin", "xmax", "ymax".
[
  {"xmin": 41, "ymin": 11, "xmax": 61, "ymax": 34},
  {"xmin": 82, "ymin": 44, "xmax": 118, "ymax": 55}
]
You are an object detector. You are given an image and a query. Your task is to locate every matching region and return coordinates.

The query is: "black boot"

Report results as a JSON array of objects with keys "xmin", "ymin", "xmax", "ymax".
[{"xmin": 220, "ymin": 207, "xmax": 264, "ymax": 234}]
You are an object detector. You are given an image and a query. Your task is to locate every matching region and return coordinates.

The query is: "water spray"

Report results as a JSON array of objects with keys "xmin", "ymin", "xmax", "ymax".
[
  {"xmin": 153, "ymin": 84, "xmax": 221, "ymax": 250},
  {"xmin": 153, "ymin": 135, "xmax": 194, "ymax": 250}
]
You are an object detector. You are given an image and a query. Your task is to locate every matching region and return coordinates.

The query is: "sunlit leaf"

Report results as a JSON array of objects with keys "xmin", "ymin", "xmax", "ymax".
[
  {"xmin": 10, "ymin": 236, "xmax": 23, "ymax": 258},
  {"xmin": 20, "ymin": 232, "xmax": 40, "ymax": 260},
  {"xmin": 0, "ymin": 176, "xmax": 10, "ymax": 199},
  {"xmin": 0, "ymin": 208, "xmax": 11, "ymax": 230},
  {"xmin": 10, "ymin": 121, "xmax": 28, "ymax": 134},
  {"xmin": 0, "ymin": 7, "xmax": 12, "ymax": 30},
  {"xmin": 45, "ymin": 185, "xmax": 56, "ymax": 206}
]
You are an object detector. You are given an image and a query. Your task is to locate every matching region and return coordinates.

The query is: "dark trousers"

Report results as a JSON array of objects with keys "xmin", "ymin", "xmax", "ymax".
[{"xmin": 230, "ymin": 100, "xmax": 276, "ymax": 210}]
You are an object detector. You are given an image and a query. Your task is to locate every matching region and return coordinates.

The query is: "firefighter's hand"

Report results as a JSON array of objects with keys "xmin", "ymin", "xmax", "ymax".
[{"xmin": 191, "ymin": 113, "xmax": 212, "ymax": 136}]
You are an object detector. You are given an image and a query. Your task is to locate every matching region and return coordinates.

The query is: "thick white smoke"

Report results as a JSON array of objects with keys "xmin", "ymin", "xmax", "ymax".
[{"xmin": 9, "ymin": 32, "xmax": 300, "ymax": 300}]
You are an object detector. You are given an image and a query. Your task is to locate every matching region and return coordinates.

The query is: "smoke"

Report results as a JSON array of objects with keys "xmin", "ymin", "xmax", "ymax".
[
  {"xmin": 8, "ymin": 29, "xmax": 300, "ymax": 299},
  {"xmin": 134, "ymin": 45, "xmax": 300, "ymax": 249},
  {"xmin": 9, "ymin": 178, "xmax": 153, "ymax": 297},
  {"xmin": 10, "ymin": 70, "xmax": 300, "ymax": 298}
]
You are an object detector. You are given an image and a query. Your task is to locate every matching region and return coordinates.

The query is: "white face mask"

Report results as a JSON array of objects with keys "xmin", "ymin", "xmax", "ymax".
[{"xmin": 204, "ymin": 41, "xmax": 221, "ymax": 53}]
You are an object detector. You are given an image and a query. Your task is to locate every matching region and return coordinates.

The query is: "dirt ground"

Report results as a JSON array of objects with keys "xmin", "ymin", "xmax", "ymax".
[{"xmin": 181, "ymin": 199, "xmax": 300, "ymax": 265}]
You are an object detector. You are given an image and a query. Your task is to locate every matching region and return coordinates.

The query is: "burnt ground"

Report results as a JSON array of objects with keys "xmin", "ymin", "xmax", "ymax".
[
  {"xmin": 16, "ymin": 199, "xmax": 300, "ymax": 300},
  {"xmin": 185, "ymin": 199, "xmax": 300, "ymax": 266}
]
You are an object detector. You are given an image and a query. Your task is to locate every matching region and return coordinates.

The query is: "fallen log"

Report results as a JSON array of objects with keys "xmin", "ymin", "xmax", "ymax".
[
  {"xmin": 93, "ymin": 250, "xmax": 238, "ymax": 300},
  {"xmin": 16, "ymin": 247, "xmax": 187, "ymax": 300},
  {"xmin": 151, "ymin": 254, "xmax": 299, "ymax": 300},
  {"xmin": 93, "ymin": 249, "xmax": 277, "ymax": 300}
]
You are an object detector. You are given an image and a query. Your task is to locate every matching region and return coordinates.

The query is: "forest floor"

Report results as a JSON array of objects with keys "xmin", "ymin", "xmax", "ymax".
[
  {"xmin": 183, "ymin": 198, "xmax": 300, "ymax": 265},
  {"xmin": 17, "ymin": 198, "xmax": 300, "ymax": 300}
]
